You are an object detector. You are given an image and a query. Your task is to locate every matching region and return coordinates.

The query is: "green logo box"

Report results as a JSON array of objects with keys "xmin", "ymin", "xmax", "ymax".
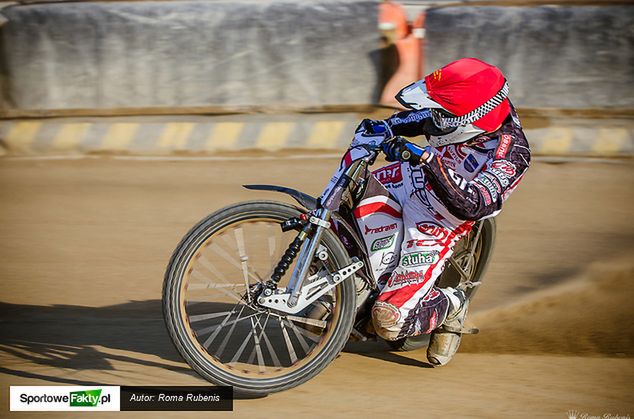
[{"xmin": 70, "ymin": 389, "xmax": 103, "ymax": 407}]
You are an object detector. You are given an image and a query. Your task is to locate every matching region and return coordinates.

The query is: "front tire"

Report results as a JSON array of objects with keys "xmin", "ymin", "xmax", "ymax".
[{"xmin": 163, "ymin": 201, "xmax": 356, "ymax": 395}]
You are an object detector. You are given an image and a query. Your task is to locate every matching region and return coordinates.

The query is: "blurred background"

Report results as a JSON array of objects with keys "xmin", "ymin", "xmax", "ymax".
[
  {"xmin": 0, "ymin": 0, "xmax": 632, "ymax": 417},
  {"xmin": 0, "ymin": 0, "xmax": 632, "ymax": 154}
]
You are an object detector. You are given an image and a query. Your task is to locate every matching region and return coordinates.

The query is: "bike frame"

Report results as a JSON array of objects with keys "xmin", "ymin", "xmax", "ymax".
[
  {"xmin": 246, "ymin": 146, "xmax": 381, "ymax": 313},
  {"xmin": 248, "ymin": 137, "xmax": 488, "ymax": 315}
]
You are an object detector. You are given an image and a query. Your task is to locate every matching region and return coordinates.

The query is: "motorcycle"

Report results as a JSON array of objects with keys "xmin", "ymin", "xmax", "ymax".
[{"xmin": 162, "ymin": 134, "xmax": 496, "ymax": 396}]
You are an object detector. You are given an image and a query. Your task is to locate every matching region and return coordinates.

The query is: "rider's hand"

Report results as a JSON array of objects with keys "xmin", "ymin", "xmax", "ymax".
[
  {"xmin": 355, "ymin": 119, "xmax": 391, "ymax": 136},
  {"xmin": 382, "ymin": 137, "xmax": 431, "ymax": 165},
  {"xmin": 352, "ymin": 119, "xmax": 392, "ymax": 147}
]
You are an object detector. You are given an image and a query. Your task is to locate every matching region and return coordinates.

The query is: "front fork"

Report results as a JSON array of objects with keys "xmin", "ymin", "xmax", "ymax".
[
  {"xmin": 285, "ymin": 208, "xmax": 331, "ymax": 307},
  {"xmin": 260, "ymin": 156, "xmax": 372, "ymax": 311},
  {"xmin": 253, "ymin": 208, "xmax": 332, "ymax": 307},
  {"xmin": 263, "ymin": 208, "xmax": 332, "ymax": 306}
]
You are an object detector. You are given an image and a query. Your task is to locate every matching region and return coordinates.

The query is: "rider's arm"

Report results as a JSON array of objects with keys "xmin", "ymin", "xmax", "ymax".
[
  {"xmin": 421, "ymin": 131, "xmax": 531, "ymax": 221},
  {"xmin": 384, "ymin": 109, "xmax": 432, "ymax": 137}
]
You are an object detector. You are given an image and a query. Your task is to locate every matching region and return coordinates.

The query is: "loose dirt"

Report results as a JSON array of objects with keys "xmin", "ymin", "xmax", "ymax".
[{"xmin": 0, "ymin": 156, "xmax": 632, "ymax": 418}]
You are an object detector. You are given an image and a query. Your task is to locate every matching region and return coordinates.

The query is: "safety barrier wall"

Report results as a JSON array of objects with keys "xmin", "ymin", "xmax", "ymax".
[
  {"xmin": 1, "ymin": 2, "xmax": 632, "ymax": 157},
  {"xmin": 0, "ymin": 1, "xmax": 380, "ymax": 116},
  {"xmin": 424, "ymin": 6, "xmax": 634, "ymax": 110}
]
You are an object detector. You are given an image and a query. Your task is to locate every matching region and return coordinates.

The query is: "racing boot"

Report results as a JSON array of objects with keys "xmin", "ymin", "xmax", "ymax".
[{"xmin": 427, "ymin": 287, "xmax": 468, "ymax": 366}]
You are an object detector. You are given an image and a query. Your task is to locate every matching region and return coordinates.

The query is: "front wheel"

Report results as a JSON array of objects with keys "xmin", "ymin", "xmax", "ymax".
[{"xmin": 163, "ymin": 201, "xmax": 356, "ymax": 395}]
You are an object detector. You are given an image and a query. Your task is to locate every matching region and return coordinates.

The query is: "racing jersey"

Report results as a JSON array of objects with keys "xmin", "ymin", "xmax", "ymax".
[{"xmin": 385, "ymin": 106, "xmax": 531, "ymax": 221}]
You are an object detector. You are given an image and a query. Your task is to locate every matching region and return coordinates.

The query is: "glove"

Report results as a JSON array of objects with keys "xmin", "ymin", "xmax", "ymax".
[
  {"xmin": 351, "ymin": 119, "xmax": 392, "ymax": 148},
  {"xmin": 355, "ymin": 119, "xmax": 391, "ymax": 136},
  {"xmin": 382, "ymin": 137, "xmax": 428, "ymax": 165}
]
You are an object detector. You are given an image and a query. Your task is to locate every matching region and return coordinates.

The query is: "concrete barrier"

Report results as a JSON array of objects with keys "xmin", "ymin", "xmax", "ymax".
[
  {"xmin": 424, "ymin": 6, "xmax": 634, "ymax": 110},
  {"xmin": 0, "ymin": 1, "xmax": 380, "ymax": 116}
]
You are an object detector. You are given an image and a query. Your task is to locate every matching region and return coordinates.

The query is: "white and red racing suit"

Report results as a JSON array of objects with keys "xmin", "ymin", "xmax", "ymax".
[{"xmin": 356, "ymin": 106, "xmax": 531, "ymax": 340}]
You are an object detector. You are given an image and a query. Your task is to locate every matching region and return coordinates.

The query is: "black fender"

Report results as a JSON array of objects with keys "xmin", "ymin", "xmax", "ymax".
[{"xmin": 243, "ymin": 184, "xmax": 317, "ymax": 210}]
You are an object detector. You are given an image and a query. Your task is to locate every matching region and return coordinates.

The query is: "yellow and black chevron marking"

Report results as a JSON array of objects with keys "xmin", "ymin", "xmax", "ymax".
[
  {"xmin": 0, "ymin": 116, "xmax": 632, "ymax": 156},
  {"xmin": 0, "ymin": 117, "xmax": 358, "ymax": 155}
]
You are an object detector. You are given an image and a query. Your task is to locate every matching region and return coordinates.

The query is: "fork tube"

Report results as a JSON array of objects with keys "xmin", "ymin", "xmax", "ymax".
[{"xmin": 286, "ymin": 208, "xmax": 331, "ymax": 307}]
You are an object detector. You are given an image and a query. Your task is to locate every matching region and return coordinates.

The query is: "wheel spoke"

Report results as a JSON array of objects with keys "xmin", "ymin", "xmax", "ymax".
[
  {"xmin": 188, "ymin": 311, "xmax": 234, "ymax": 323},
  {"xmin": 230, "ymin": 329, "xmax": 254, "ymax": 364},
  {"xmin": 199, "ymin": 312, "xmax": 259, "ymax": 347},
  {"xmin": 254, "ymin": 314, "xmax": 281, "ymax": 367},
  {"xmin": 448, "ymin": 257, "xmax": 471, "ymax": 282},
  {"xmin": 244, "ymin": 313, "xmax": 273, "ymax": 370},
  {"xmin": 234, "ymin": 227, "xmax": 254, "ymax": 303},
  {"xmin": 200, "ymin": 310, "xmax": 235, "ymax": 348},
  {"xmin": 267, "ymin": 222, "xmax": 282, "ymax": 264},
  {"xmin": 284, "ymin": 318, "xmax": 311, "ymax": 354},
  {"xmin": 286, "ymin": 317, "xmax": 322, "ymax": 341},
  {"xmin": 285, "ymin": 315, "xmax": 327, "ymax": 330},
  {"xmin": 250, "ymin": 316, "xmax": 266, "ymax": 373},
  {"xmin": 464, "ymin": 222, "xmax": 483, "ymax": 272},
  {"xmin": 209, "ymin": 242, "xmax": 261, "ymax": 283},
  {"xmin": 214, "ymin": 306, "xmax": 246, "ymax": 358},
  {"xmin": 187, "ymin": 283, "xmax": 245, "ymax": 290},
  {"xmin": 278, "ymin": 317, "xmax": 298, "ymax": 364},
  {"xmin": 195, "ymin": 254, "xmax": 245, "ymax": 301},
  {"xmin": 265, "ymin": 223, "xmax": 285, "ymax": 279},
  {"xmin": 246, "ymin": 346, "xmax": 257, "ymax": 365},
  {"xmin": 191, "ymin": 270, "xmax": 243, "ymax": 303},
  {"xmin": 220, "ymin": 231, "xmax": 264, "ymax": 280}
]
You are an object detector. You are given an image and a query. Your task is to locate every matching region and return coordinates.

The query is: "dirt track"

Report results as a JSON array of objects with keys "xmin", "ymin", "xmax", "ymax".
[{"xmin": 0, "ymin": 155, "xmax": 633, "ymax": 418}]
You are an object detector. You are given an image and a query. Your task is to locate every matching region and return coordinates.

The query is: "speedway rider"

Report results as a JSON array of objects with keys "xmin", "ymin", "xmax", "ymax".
[{"xmin": 353, "ymin": 58, "xmax": 531, "ymax": 365}]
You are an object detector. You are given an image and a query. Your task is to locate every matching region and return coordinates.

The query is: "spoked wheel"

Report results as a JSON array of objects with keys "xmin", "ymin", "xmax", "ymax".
[
  {"xmin": 388, "ymin": 218, "xmax": 496, "ymax": 352},
  {"xmin": 163, "ymin": 201, "xmax": 356, "ymax": 395}
]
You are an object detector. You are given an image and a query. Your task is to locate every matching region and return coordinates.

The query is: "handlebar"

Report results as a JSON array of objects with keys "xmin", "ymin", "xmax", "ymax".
[
  {"xmin": 400, "ymin": 147, "xmax": 412, "ymax": 162},
  {"xmin": 381, "ymin": 135, "xmax": 417, "ymax": 165}
]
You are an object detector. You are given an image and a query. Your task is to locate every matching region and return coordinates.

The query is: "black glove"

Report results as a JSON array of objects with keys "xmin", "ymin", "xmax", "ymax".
[{"xmin": 382, "ymin": 137, "xmax": 428, "ymax": 165}]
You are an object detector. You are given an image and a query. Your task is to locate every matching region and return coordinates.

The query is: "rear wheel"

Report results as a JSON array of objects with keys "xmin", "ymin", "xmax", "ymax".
[
  {"xmin": 163, "ymin": 201, "xmax": 356, "ymax": 395},
  {"xmin": 388, "ymin": 218, "xmax": 496, "ymax": 351}
]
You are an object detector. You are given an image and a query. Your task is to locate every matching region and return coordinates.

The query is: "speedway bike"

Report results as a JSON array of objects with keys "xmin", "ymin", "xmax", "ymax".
[{"xmin": 162, "ymin": 135, "xmax": 496, "ymax": 395}]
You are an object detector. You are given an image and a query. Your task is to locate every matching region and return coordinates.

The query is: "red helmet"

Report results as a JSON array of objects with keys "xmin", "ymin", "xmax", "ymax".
[{"xmin": 396, "ymin": 58, "xmax": 511, "ymax": 144}]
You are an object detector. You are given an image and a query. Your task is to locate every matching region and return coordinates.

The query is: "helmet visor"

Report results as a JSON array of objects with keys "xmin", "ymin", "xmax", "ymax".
[{"xmin": 395, "ymin": 80, "xmax": 443, "ymax": 110}]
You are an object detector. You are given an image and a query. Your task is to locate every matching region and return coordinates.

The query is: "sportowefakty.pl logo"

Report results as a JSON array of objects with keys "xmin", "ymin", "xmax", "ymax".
[
  {"xmin": 19, "ymin": 388, "xmax": 110, "ymax": 407},
  {"xmin": 10, "ymin": 386, "xmax": 120, "ymax": 411}
]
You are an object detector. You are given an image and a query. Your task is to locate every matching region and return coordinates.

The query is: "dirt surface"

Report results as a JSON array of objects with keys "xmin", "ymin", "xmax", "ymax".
[{"xmin": 0, "ymin": 155, "xmax": 633, "ymax": 418}]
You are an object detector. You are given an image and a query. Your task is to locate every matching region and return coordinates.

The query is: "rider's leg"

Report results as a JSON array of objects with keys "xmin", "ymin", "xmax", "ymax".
[
  {"xmin": 369, "ymin": 194, "xmax": 473, "ymax": 361},
  {"xmin": 358, "ymin": 161, "xmax": 473, "ymax": 364}
]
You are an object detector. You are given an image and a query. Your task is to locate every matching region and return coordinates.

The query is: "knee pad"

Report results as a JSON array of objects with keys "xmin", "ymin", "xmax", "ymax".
[{"xmin": 371, "ymin": 301, "xmax": 402, "ymax": 341}]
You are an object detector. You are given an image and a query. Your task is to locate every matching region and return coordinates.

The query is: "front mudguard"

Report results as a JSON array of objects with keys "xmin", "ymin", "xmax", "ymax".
[{"xmin": 243, "ymin": 184, "xmax": 317, "ymax": 210}]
